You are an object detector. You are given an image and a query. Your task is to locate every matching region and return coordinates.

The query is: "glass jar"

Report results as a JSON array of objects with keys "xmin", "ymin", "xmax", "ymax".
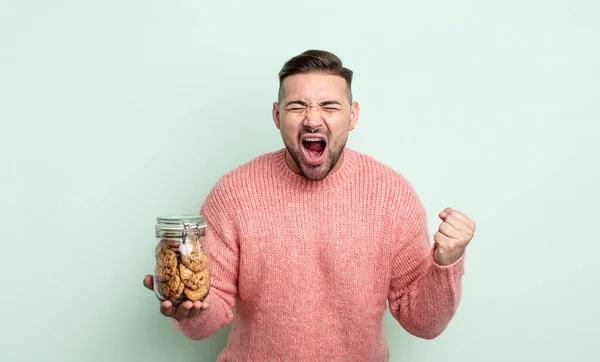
[{"xmin": 154, "ymin": 215, "xmax": 210, "ymax": 305}]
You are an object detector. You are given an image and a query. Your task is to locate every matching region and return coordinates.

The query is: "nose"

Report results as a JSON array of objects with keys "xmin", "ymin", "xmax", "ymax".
[{"xmin": 302, "ymin": 104, "xmax": 324, "ymax": 129}]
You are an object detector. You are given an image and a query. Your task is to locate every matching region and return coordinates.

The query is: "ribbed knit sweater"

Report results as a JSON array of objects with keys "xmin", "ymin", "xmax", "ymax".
[{"xmin": 174, "ymin": 147, "xmax": 465, "ymax": 361}]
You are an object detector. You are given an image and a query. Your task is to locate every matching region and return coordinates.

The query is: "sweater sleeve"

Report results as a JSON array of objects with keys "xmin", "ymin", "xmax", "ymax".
[
  {"xmin": 387, "ymin": 181, "xmax": 465, "ymax": 339},
  {"xmin": 172, "ymin": 182, "xmax": 239, "ymax": 340}
]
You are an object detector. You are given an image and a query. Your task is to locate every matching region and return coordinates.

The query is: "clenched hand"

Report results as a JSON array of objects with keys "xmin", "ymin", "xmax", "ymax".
[{"xmin": 434, "ymin": 208, "xmax": 476, "ymax": 265}]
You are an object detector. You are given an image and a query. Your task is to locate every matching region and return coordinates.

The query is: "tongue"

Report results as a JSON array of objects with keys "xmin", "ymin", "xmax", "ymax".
[{"xmin": 305, "ymin": 141, "xmax": 324, "ymax": 152}]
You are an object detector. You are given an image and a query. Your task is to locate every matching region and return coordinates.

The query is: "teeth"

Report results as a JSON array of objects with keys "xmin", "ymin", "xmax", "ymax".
[{"xmin": 304, "ymin": 138, "xmax": 323, "ymax": 142}]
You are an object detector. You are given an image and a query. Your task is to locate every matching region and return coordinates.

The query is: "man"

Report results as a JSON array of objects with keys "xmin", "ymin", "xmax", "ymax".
[{"xmin": 144, "ymin": 49, "xmax": 476, "ymax": 361}]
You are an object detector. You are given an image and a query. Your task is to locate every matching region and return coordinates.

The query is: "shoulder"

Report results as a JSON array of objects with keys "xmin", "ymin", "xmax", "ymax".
[
  {"xmin": 348, "ymin": 148, "xmax": 426, "ymax": 226},
  {"xmin": 347, "ymin": 148, "xmax": 414, "ymax": 191},
  {"xmin": 202, "ymin": 149, "xmax": 281, "ymax": 206},
  {"xmin": 216, "ymin": 149, "xmax": 280, "ymax": 188}
]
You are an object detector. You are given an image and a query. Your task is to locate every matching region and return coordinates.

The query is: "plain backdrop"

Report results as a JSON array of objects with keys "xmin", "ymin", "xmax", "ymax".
[{"xmin": 1, "ymin": 1, "xmax": 598, "ymax": 361}]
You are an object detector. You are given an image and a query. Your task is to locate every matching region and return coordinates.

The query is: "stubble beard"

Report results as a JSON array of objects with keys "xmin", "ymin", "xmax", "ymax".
[{"xmin": 285, "ymin": 135, "xmax": 347, "ymax": 181}]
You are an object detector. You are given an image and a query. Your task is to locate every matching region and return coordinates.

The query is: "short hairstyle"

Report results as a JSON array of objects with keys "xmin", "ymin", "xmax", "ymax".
[{"xmin": 278, "ymin": 49, "xmax": 353, "ymax": 102}]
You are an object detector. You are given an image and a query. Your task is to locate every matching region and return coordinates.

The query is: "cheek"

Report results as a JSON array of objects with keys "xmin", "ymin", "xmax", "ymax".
[
  {"xmin": 324, "ymin": 115, "xmax": 350, "ymax": 136},
  {"xmin": 279, "ymin": 122, "xmax": 299, "ymax": 143},
  {"xmin": 280, "ymin": 118, "xmax": 301, "ymax": 134}
]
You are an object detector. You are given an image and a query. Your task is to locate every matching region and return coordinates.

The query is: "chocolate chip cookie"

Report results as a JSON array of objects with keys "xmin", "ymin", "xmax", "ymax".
[
  {"xmin": 155, "ymin": 249, "xmax": 178, "ymax": 282},
  {"xmin": 179, "ymin": 263, "xmax": 209, "ymax": 290},
  {"xmin": 183, "ymin": 278, "xmax": 209, "ymax": 302},
  {"xmin": 158, "ymin": 272, "xmax": 184, "ymax": 302},
  {"xmin": 180, "ymin": 238, "xmax": 208, "ymax": 272},
  {"xmin": 155, "ymin": 239, "xmax": 180, "ymax": 257}
]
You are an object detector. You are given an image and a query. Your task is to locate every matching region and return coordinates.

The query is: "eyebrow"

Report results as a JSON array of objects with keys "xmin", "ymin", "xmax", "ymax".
[
  {"xmin": 285, "ymin": 100, "xmax": 308, "ymax": 107},
  {"xmin": 320, "ymin": 101, "xmax": 341, "ymax": 106},
  {"xmin": 285, "ymin": 100, "xmax": 342, "ymax": 107}
]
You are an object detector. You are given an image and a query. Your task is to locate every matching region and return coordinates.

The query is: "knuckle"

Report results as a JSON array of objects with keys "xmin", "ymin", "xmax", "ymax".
[{"xmin": 442, "ymin": 224, "xmax": 453, "ymax": 235}]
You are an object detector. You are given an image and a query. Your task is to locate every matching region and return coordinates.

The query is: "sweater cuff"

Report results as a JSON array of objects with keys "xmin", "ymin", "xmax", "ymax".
[
  {"xmin": 173, "ymin": 312, "xmax": 199, "ymax": 329},
  {"xmin": 431, "ymin": 245, "xmax": 466, "ymax": 273},
  {"xmin": 171, "ymin": 287, "xmax": 233, "ymax": 340},
  {"xmin": 172, "ymin": 308, "xmax": 205, "ymax": 331}
]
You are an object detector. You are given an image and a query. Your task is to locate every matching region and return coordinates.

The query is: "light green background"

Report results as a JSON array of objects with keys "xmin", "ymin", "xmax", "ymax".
[{"xmin": 1, "ymin": 1, "xmax": 598, "ymax": 361}]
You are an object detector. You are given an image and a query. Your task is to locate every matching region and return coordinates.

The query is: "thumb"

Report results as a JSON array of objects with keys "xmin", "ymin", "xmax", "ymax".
[
  {"xmin": 143, "ymin": 274, "xmax": 154, "ymax": 291},
  {"xmin": 438, "ymin": 207, "xmax": 453, "ymax": 221}
]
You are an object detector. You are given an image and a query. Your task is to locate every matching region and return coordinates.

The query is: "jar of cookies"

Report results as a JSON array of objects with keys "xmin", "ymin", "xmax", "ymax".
[{"xmin": 154, "ymin": 215, "xmax": 210, "ymax": 305}]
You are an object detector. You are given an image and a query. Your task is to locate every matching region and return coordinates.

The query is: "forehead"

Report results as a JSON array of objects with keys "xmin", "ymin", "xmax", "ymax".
[{"xmin": 281, "ymin": 73, "xmax": 348, "ymax": 102}]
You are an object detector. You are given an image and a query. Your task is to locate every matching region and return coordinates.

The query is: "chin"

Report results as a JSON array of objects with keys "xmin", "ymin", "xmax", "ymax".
[
  {"xmin": 285, "ymin": 144, "xmax": 339, "ymax": 181},
  {"xmin": 300, "ymin": 163, "xmax": 332, "ymax": 181}
]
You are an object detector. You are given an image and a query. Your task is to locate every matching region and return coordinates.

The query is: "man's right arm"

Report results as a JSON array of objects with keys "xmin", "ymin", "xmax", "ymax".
[
  {"xmin": 172, "ymin": 214, "xmax": 238, "ymax": 339},
  {"xmin": 171, "ymin": 182, "xmax": 240, "ymax": 340},
  {"xmin": 140, "ymin": 178, "xmax": 241, "ymax": 340}
]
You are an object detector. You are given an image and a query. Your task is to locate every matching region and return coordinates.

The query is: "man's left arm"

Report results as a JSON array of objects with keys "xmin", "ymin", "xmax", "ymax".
[{"xmin": 388, "ymin": 200, "xmax": 476, "ymax": 339}]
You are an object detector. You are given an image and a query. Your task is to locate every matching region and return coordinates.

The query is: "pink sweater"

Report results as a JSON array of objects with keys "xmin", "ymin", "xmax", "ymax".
[{"xmin": 174, "ymin": 148, "xmax": 465, "ymax": 361}]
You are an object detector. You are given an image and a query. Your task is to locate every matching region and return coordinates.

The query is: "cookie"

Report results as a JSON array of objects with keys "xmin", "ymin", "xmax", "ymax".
[
  {"xmin": 183, "ymin": 278, "xmax": 210, "ymax": 302},
  {"xmin": 171, "ymin": 277, "xmax": 185, "ymax": 302},
  {"xmin": 155, "ymin": 263, "xmax": 178, "ymax": 282},
  {"xmin": 179, "ymin": 263, "xmax": 209, "ymax": 290},
  {"xmin": 155, "ymin": 239, "xmax": 180, "ymax": 257},
  {"xmin": 157, "ymin": 249, "xmax": 177, "ymax": 266},
  {"xmin": 180, "ymin": 239, "xmax": 208, "ymax": 272},
  {"xmin": 158, "ymin": 272, "xmax": 184, "ymax": 302},
  {"xmin": 155, "ymin": 249, "xmax": 178, "ymax": 282}
]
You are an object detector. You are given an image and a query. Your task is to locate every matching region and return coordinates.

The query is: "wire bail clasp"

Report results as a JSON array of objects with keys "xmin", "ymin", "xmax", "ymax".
[{"xmin": 182, "ymin": 222, "xmax": 202, "ymax": 260}]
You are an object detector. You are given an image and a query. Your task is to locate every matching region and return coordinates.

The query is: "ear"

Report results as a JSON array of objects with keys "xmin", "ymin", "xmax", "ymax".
[
  {"xmin": 349, "ymin": 101, "xmax": 359, "ymax": 131},
  {"xmin": 272, "ymin": 102, "xmax": 281, "ymax": 130}
]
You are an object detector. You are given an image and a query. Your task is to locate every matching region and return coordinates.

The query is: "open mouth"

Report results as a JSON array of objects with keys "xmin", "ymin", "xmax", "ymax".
[{"xmin": 301, "ymin": 138, "xmax": 327, "ymax": 165}]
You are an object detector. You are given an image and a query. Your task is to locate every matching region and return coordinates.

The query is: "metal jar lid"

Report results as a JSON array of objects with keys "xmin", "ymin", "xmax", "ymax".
[{"xmin": 155, "ymin": 215, "xmax": 206, "ymax": 237}]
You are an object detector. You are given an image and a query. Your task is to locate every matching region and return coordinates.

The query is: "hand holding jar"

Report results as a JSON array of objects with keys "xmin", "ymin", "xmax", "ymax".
[
  {"xmin": 143, "ymin": 274, "xmax": 209, "ymax": 321},
  {"xmin": 143, "ymin": 215, "xmax": 211, "ymax": 321}
]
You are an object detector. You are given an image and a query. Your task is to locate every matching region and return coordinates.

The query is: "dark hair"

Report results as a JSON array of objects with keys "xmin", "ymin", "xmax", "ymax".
[{"xmin": 278, "ymin": 49, "xmax": 353, "ymax": 102}]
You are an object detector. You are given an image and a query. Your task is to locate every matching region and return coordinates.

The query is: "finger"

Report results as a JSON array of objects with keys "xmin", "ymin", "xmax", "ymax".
[
  {"xmin": 187, "ymin": 302, "xmax": 204, "ymax": 319},
  {"xmin": 143, "ymin": 275, "xmax": 154, "ymax": 290},
  {"xmin": 434, "ymin": 231, "xmax": 452, "ymax": 246},
  {"xmin": 438, "ymin": 207, "xmax": 453, "ymax": 220},
  {"xmin": 449, "ymin": 210, "xmax": 476, "ymax": 230},
  {"xmin": 439, "ymin": 222, "xmax": 461, "ymax": 238},
  {"xmin": 444, "ymin": 213, "xmax": 467, "ymax": 231},
  {"xmin": 160, "ymin": 301, "xmax": 173, "ymax": 316},
  {"xmin": 174, "ymin": 301, "xmax": 194, "ymax": 320},
  {"xmin": 201, "ymin": 296, "xmax": 210, "ymax": 310},
  {"xmin": 187, "ymin": 309, "xmax": 200, "ymax": 320}
]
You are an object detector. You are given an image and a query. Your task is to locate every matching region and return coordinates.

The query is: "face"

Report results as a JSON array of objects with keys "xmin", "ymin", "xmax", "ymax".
[{"xmin": 272, "ymin": 73, "xmax": 359, "ymax": 181}]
